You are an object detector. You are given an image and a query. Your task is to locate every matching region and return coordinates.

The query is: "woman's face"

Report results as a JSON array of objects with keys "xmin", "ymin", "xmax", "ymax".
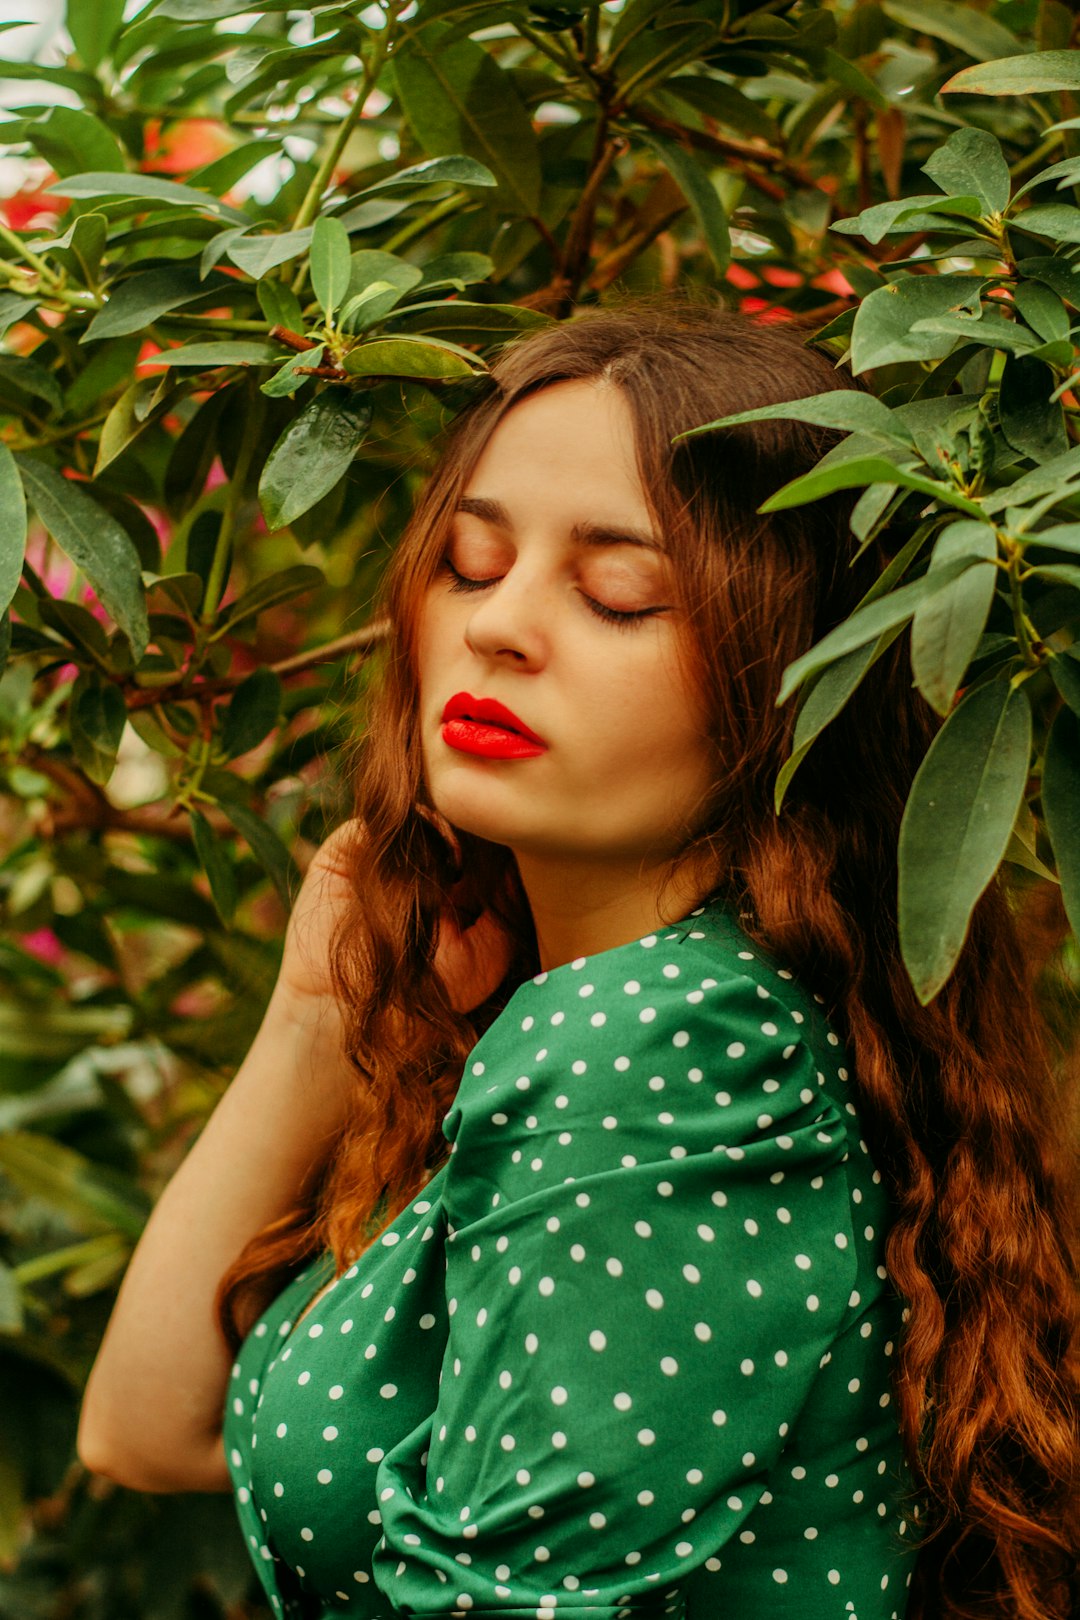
[{"xmin": 416, "ymin": 379, "xmax": 716, "ymax": 879}]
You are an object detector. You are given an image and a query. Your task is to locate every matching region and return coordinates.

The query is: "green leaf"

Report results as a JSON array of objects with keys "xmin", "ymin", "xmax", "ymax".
[
  {"xmin": 66, "ymin": 0, "xmax": 127, "ymax": 70},
  {"xmin": 190, "ymin": 807, "xmax": 238, "ymax": 927},
  {"xmin": 1025, "ymin": 525, "xmax": 1080, "ymax": 557},
  {"xmin": 83, "ymin": 266, "xmax": 234, "ymax": 341},
  {"xmin": 910, "ymin": 520, "xmax": 999, "ymax": 716},
  {"xmin": 260, "ymin": 344, "xmax": 324, "ymax": 398},
  {"xmin": 984, "ymin": 443, "xmax": 1080, "ymax": 511},
  {"xmin": 1013, "ymin": 281, "xmax": 1070, "ymax": 345},
  {"xmin": 1019, "ymin": 257, "xmax": 1080, "ymax": 312},
  {"xmin": 47, "ymin": 171, "xmax": 248, "ymax": 223},
  {"xmin": 999, "ymin": 355, "xmax": 1068, "ymax": 462},
  {"xmin": 0, "ymin": 1130, "xmax": 148, "ymax": 1238},
  {"xmin": 922, "ymin": 127, "xmax": 1011, "ymax": 217},
  {"xmin": 227, "ymin": 227, "xmax": 313, "ymax": 278},
  {"xmin": 0, "ymin": 1261, "xmax": 23, "ymax": 1334},
  {"xmin": 0, "ymin": 355, "xmax": 62, "ymax": 413},
  {"xmin": 1011, "ymin": 203, "xmax": 1080, "ymax": 244},
  {"xmin": 882, "ymin": 0, "xmax": 1022, "ymax": 61},
  {"xmin": 146, "ymin": 341, "xmax": 281, "ymax": 368},
  {"xmin": 0, "ymin": 443, "xmax": 27, "ymax": 617},
  {"xmin": 256, "ymin": 275, "xmax": 305, "ymax": 334},
  {"xmin": 851, "ymin": 275, "xmax": 988, "ymax": 372},
  {"xmin": 310, "ymin": 215, "xmax": 352, "ymax": 322},
  {"xmin": 49, "ymin": 211, "xmax": 108, "ymax": 289},
  {"xmin": 830, "ymin": 193, "xmax": 985, "ymax": 244},
  {"xmin": 355, "ymin": 154, "xmax": 497, "ymax": 197},
  {"xmin": 1028, "ymin": 563, "xmax": 1080, "ymax": 591},
  {"xmin": 386, "ymin": 301, "xmax": 550, "ymax": 339},
  {"xmin": 1049, "ymin": 648, "xmax": 1080, "ymax": 714},
  {"xmin": 1003, "ymin": 797, "xmax": 1058, "ymax": 883},
  {"xmin": 777, "ymin": 550, "xmax": 996, "ymax": 704},
  {"xmin": 342, "ymin": 335, "xmax": 481, "ymax": 380},
  {"xmin": 220, "ymin": 666, "xmax": 282, "ymax": 760},
  {"xmin": 345, "ymin": 250, "xmax": 424, "ymax": 303},
  {"xmin": 775, "ymin": 622, "xmax": 908, "ymax": 812},
  {"xmin": 94, "ymin": 378, "xmax": 173, "ymax": 475},
  {"xmin": 674, "ymin": 389, "xmax": 913, "ymax": 445},
  {"xmin": 16, "ymin": 457, "xmax": 149, "ymax": 661},
  {"xmin": 762, "ymin": 455, "xmax": 986, "ymax": 521},
  {"xmin": 259, "ymin": 388, "xmax": 372, "ymax": 531},
  {"xmin": 639, "ymin": 131, "xmax": 729, "ymax": 273},
  {"xmin": 1041, "ymin": 703, "xmax": 1080, "ymax": 939},
  {"xmin": 215, "ymin": 564, "xmax": 326, "ymax": 634},
  {"xmin": 1012, "ymin": 155, "xmax": 1080, "ymax": 205},
  {"xmin": 393, "ymin": 21, "xmax": 541, "ymax": 216},
  {"xmin": 23, "ymin": 105, "xmax": 125, "ymax": 177},
  {"xmin": 336, "ymin": 252, "xmax": 423, "ymax": 331},
  {"xmin": 149, "ymin": 0, "xmax": 279, "ymax": 14},
  {"xmin": 217, "ymin": 800, "xmax": 298, "ymax": 913},
  {"xmin": 898, "ymin": 680, "xmax": 1032, "ymax": 1004},
  {"xmin": 416, "ymin": 251, "xmax": 493, "ymax": 291},
  {"xmin": 910, "ymin": 310, "xmax": 1042, "ymax": 355},
  {"xmin": 69, "ymin": 672, "xmax": 127, "ymax": 785},
  {"xmin": 943, "ymin": 50, "xmax": 1080, "ymax": 96},
  {"xmin": 0, "ymin": 293, "xmax": 35, "ymax": 340}
]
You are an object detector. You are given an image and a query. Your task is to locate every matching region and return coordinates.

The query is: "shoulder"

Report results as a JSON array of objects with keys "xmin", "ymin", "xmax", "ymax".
[{"xmin": 449, "ymin": 900, "xmax": 846, "ymax": 1148}]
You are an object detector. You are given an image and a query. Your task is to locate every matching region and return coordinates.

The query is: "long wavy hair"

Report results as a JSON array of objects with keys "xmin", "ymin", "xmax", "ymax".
[{"xmin": 216, "ymin": 296, "xmax": 1080, "ymax": 1620}]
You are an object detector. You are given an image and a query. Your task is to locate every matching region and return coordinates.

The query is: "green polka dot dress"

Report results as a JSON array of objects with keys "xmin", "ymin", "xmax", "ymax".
[{"xmin": 224, "ymin": 894, "xmax": 918, "ymax": 1619}]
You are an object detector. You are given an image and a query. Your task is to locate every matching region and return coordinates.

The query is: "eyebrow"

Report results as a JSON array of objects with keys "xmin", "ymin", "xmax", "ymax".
[{"xmin": 455, "ymin": 495, "xmax": 666, "ymax": 554}]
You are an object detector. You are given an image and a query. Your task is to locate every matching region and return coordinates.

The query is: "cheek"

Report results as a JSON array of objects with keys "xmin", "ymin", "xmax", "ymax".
[{"xmin": 578, "ymin": 644, "xmax": 707, "ymax": 775}]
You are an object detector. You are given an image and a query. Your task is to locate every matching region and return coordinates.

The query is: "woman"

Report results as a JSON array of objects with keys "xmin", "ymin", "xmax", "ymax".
[{"xmin": 78, "ymin": 299, "xmax": 1080, "ymax": 1620}]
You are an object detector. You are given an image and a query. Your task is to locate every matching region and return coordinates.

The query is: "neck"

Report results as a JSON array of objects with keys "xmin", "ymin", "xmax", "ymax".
[{"xmin": 514, "ymin": 852, "xmax": 717, "ymax": 973}]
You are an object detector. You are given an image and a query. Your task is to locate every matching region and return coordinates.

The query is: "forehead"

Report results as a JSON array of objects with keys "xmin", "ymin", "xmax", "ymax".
[{"xmin": 463, "ymin": 380, "xmax": 648, "ymax": 509}]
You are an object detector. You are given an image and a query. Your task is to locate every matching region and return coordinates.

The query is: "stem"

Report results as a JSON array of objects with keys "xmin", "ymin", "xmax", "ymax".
[
  {"xmin": 197, "ymin": 385, "xmax": 263, "ymax": 629},
  {"xmin": 1007, "ymin": 549, "xmax": 1041, "ymax": 668},
  {"xmin": 515, "ymin": 19, "xmax": 593, "ymax": 87},
  {"xmin": 381, "ymin": 192, "xmax": 470, "ymax": 255},
  {"xmin": 583, "ymin": 3, "xmax": 599, "ymax": 65},
  {"xmin": 0, "ymin": 218, "xmax": 59, "ymax": 285},
  {"xmin": 290, "ymin": 2, "xmax": 405, "ymax": 240},
  {"xmin": 159, "ymin": 313, "xmax": 272, "ymax": 333}
]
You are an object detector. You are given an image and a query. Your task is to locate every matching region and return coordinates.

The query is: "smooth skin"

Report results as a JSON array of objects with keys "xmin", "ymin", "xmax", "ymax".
[{"xmin": 417, "ymin": 378, "xmax": 717, "ymax": 972}]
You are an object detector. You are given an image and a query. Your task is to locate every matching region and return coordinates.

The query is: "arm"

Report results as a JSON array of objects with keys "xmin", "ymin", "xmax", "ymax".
[
  {"xmin": 77, "ymin": 820, "xmax": 515, "ymax": 1495},
  {"xmin": 369, "ymin": 964, "xmax": 860, "ymax": 1614},
  {"xmin": 76, "ymin": 978, "xmax": 356, "ymax": 1494}
]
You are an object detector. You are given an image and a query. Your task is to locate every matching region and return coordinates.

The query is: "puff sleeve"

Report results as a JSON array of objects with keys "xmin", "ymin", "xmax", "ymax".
[{"xmin": 370, "ymin": 940, "xmax": 859, "ymax": 1619}]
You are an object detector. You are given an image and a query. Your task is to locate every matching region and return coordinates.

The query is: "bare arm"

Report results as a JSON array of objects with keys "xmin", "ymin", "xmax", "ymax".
[
  {"xmin": 76, "ymin": 980, "xmax": 355, "ymax": 1493},
  {"xmin": 76, "ymin": 820, "xmax": 514, "ymax": 1495}
]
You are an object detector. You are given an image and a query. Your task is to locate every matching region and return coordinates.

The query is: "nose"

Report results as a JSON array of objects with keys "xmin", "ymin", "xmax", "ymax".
[{"xmin": 462, "ymin": 563, "xmax": 547, "ymax": 665}]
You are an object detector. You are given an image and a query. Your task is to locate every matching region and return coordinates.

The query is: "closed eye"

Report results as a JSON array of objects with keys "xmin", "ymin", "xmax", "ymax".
[{"xmin": 438, "ymin": 559, "xmax": 666, "ymax": 631}]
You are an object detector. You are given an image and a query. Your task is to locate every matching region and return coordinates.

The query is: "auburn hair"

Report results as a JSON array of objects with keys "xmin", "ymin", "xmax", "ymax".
[{"xmin": 216, "ymin": 294, "xmax": 1080, "ymax": 1619}]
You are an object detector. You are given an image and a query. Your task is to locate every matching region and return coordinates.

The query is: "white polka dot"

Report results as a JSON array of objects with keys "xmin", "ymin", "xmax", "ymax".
[{"xmin": 726, "ymin": 1042, "xmax": 745, "ymax": 1058}]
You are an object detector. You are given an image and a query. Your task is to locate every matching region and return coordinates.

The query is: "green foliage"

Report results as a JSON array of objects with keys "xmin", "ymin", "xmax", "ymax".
[{"xmin": 2, "ymin": 0, "xmax": 1080, "ymax": 1611}]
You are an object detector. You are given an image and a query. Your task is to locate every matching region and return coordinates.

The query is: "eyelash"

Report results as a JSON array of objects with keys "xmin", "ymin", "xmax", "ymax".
[{"xmin": 440, "ymin": 560, "xmax": 660, "ymax": 631}]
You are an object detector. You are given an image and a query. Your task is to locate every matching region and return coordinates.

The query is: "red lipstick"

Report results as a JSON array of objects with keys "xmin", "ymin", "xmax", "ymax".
[{"xmin": 440, "ymin": 692, "xmax": 547, "ymax": 760}]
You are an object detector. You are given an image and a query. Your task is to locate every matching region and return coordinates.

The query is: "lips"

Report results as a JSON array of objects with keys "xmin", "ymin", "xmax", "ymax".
[{"xmin": 441, "ymin": 692, "xmax": 546, "ymax": 746}]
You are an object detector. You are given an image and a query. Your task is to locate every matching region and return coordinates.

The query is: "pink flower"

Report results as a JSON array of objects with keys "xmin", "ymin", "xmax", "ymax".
[{"xmin": 19, "ymin": 928, "xmax": 66, "ymax": 966}]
